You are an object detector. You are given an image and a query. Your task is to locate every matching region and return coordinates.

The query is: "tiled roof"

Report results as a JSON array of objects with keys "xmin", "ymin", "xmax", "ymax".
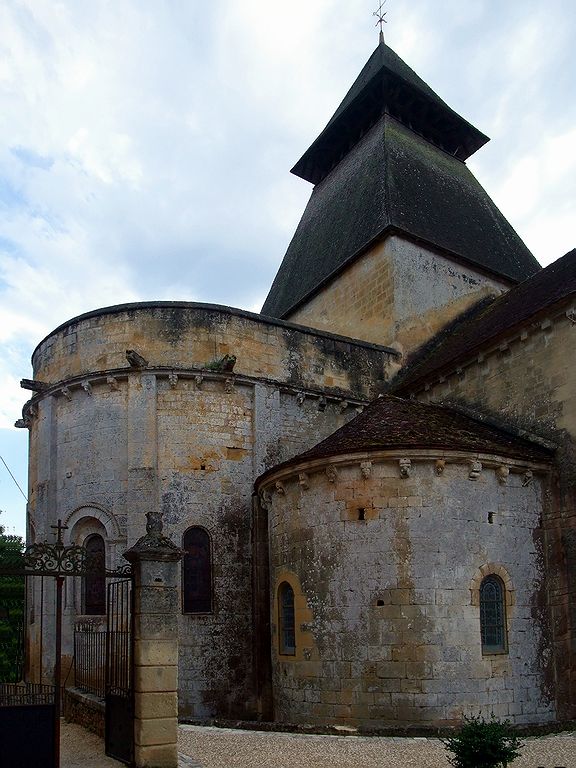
[
  {"xmin": 257, "ymin": 395, "xmax": 553, "ymax": 482},
  {"xmin": 393, "ymin": 248, "xmax": 576, "ymax": 393}
]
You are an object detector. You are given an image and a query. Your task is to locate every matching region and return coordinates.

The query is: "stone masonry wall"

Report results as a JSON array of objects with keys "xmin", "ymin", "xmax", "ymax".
[
  {"xmin": 405, "ymin": 300, "xmax": 576, "ymax": 719},
  {"xmin": 288, "ymin": 235, "xmax": 508, "ymax": 355},
  {"xmin": 25, "ymin": 303, "xmax": 393, "ymax": 719},
  {"xmin": 262, "ymin": 454, "xmax": 555, "ymax": 727}
]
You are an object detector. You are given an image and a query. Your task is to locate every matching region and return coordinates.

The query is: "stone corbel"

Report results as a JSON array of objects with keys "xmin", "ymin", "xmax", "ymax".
[
  {"xmin": 195, "ymin": 374, "xmax": 204, "ymax": 390},
  {"xmin": 28, "ymin": 404, "xmax": 38, "ymax": 419},
  {"xmin": 298, "ymin": 473, "xmax": 309, "ymax": 490},
  {"xmin": 275, "ymin": 481, "xmax": 285, "ymax": 495},
  {"xmin": 224, "ymin": 378, "xmax": 234, "ymax": 393},
  {"xmin": 296, "ymin": 392, "xmax": 306, "ymax": 406},
  {"xmin": 326, "ymin": 465, "xmax": 338, "ymax": 483},
  {"xmin": 496, "ymin": 465, "xmax": 510, "ymax": 485},
  {"xmin": 81, "ymin": 381, "xmax": 93, "ymax": 396},
  {"xmin": 435, "ymin": 459, "xmax": 446, "ymax": 476},
  {"xmin": 61, "ymin": 387, "xmax": 72, "ymax": 401},
  {"xmin": 259, "ymin": 490, "xmax": 272, "ymax": 510},
  {"xmin": 107, "ymin": 376, "xmax": 119, "ymax": 391},
  {"xmin": 14, "ymin": 417, "xmax": 30, "ymax": 429},
  {"xmin": 566, "ymin": 309, "xmax": 576, "ymax": 325},
  {"xmin": 469, "ymin": 461, "xmax": 483, "ymax": 481},
  {"xmin": 360, "ymin": 461, "xmax": 372, "ymax": 479},
  {"xmin": 522, "ymin": 470, "xmax": 534, "ymax": 487},
  {"xmin": 318, "ymin": 396, "xmax": 327, "ymax": 412},
  {"xmin": 339, "ymin": 400, "xmax": 349, "ymax": 412},
  {"xmin": 168, "ymin": 372, "xmax": 178, "ymax": 389},
  {"xmin": 399, "ymin": 458, "xmax": 411, "ymax": 478}
]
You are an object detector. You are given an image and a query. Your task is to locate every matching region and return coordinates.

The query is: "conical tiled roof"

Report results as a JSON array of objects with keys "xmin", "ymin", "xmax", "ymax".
[{"xmin": 256, "ymin": 395, "xmax": 553, "ymax": 484}]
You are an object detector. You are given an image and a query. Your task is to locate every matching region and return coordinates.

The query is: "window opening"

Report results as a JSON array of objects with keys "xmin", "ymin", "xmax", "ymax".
[
  {"xmin": 278, "ymin": 582, "xmax": 296, "ymax": 655},
  {"xmin": 84, "ymin": 534, "xmax": 106, "ymax": 615},
  {"xmin": 182, "ymin": 527, "xmax": 212, "ymax": 613},
  {"xmin": 358, "ymin": 507, "xmax": 366, "ymax": 520},
  {"xmin": 480, "ymin": 575, "xmax": 507, "ymax": 653}
]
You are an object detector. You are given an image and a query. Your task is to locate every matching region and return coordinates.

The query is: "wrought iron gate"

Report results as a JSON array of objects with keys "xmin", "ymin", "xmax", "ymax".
[
  {"xmin": 0, "ymin": 524, "xmax": 83, "ymax": 768},
  {"xmin": 0, "ymin": 522, "xmax": 135, "ymax": 768},
  {"xmin": 105, "ymin": 577, "xmax": 134, "ymax": 765}
]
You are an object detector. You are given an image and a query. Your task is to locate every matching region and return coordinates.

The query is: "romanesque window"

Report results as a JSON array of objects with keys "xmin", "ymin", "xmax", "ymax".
[
  {"xmin": 278, "ymin": 582, "xmax": 296, "ymax": 655},
  {"xmin": 480, "ymin": 575, "xmax": 507, "ymax": 654},
  {"xmin": 182, "ymin": 527, "xmax": 212, "ymax": 614},
  {"xmin": 84, "ymin": 533, "xmax": 106, "ymax": 615}
]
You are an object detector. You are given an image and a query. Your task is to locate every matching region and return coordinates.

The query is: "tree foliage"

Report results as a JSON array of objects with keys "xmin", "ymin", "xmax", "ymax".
[
  {"xmin": 0, "ymin": 518, "xmax": 25, "ymax": 682},
  {"xmin": 444, "ymin": 714, "xmax": 523, "ymax": 768}
]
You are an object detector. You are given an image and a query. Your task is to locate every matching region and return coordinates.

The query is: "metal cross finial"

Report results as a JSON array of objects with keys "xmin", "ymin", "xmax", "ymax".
[
  {"xmin": 50, "ymin": 518, "xmax": 68, "ymax": 545},
  {"xmin": 373, "ymin": 0, "xmax": 388, "ymax": 36}
]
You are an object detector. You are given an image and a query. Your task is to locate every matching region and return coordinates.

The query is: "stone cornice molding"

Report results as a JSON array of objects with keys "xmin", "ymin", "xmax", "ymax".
[{"xmin": 255, "ymin": 449, "xmax": 552, "ymax": 494}]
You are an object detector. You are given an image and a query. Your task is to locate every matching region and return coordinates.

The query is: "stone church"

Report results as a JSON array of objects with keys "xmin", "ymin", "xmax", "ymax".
[{"xmin": 19, "ymin": 35, "xmax": 576, "ymax": 729}]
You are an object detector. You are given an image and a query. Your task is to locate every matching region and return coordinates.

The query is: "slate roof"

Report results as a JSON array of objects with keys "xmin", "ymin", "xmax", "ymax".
[
  {"xmin": 257, "ymin": 395, "xmax": 553, "ymax": 482},
  {"xmin": 262, "ymin": 116, "xmax": 540, "ymax": 318},
  {"xmin": 393, "ymin": 248, "xmax": 576, "ymax": 393},
  {"xmin": 292, "ymin": 38, "xmax": 489, "ymax": 184}
]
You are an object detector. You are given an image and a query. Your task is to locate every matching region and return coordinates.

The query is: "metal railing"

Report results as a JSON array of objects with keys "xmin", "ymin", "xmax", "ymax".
[{"xmin": 73, "ymin": 623, "xmax": 106, "ymax": 698}]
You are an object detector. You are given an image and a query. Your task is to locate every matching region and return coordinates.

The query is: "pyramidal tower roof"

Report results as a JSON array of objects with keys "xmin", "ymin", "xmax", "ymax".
[
  {"xmin": 292, "ymin": 35, "xmax": 489, "ymax": 185},
  {"xmin": 262, "ymin": 38, "xmax": 540, "ymax": 319}
]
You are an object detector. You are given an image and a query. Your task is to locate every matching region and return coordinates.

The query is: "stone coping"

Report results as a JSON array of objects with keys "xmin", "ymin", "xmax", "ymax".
[{"xmin": 32, "ymin": 300, "xmax": 398, "ymax": 362}]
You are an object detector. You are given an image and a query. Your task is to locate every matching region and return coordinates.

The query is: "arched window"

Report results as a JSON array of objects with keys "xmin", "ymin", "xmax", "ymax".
[
  {"xmin": 480, "ymin": 575, "xmax": 507, "ymax": 654},
  {"xmin": 84, "ymin": 534, "xmax": 106, "ymax": 615},
  {"xmin": 182, "ymin": 527, "xmax": 212, "ymax": 614},
  {"xmin": 278, "ymin": 582, "xmax": 296, "ymax": 656}
]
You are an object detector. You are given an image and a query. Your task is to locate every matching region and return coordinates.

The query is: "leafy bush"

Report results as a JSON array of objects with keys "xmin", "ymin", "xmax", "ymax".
[{"xmin": 444, "ymin": 714, "xmax": 523, "ymax": 768}]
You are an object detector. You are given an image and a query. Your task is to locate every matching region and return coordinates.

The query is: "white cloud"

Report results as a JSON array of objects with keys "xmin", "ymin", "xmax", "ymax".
[{"xmin": 0, "ymin": 0, "xmax": 574, "ymax": 524}]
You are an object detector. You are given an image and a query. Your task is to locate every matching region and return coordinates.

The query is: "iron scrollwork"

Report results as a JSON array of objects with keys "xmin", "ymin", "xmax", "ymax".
[{"xmin": 23, "ymin": 541, "xmax": 87, "ymax": 576}]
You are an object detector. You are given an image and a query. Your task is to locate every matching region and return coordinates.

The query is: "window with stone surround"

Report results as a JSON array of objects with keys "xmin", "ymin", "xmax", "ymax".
[
  {"xmin": 278, "ymin": 581, "xmax": 296, "ymax": 655},
  {"xmin": 84, "ymin": 533, "xmax": 106, "ymax": 615},
  {"xmin": 480, "ymin": 575, "xmax": 507, "ymax": 654},
  {"xmin": 182, "ymin": 527, "xmax": 212, "ymax": 614}
]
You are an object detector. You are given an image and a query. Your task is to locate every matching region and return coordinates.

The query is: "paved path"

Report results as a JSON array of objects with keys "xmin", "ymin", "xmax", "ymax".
[{"xmin": 60, "ymin": 720, "xmax": 576, "ymax": 767}]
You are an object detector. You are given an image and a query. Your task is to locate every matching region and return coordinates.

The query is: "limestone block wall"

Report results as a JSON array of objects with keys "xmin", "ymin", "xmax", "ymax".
[
  {"xmin": 260, "ymin": 451, "xmax": 554, "ymax": 727},
  {"xmin": 403, "ymin": 299, "xmax": 576, "ymax": 718},
  {"xmin": 288, "ymin": 235, "xmax": 508, "ymax": 355},
  {"xmin": 24, "ymin": 302, "xmax": 394, "ymax": 719}
]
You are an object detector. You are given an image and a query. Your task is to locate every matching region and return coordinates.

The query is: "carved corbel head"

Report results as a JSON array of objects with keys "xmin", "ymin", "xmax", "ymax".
[
  {"xmin": 168, "ymin": 372, "xmax": 178, "ymax": 389},
  {"xmin": 360, "ymin": 461, "xmax": 372, "ymax": 479},
  {"xmin": 469, "ymin": 460, "xmax": 483, "ymax": 481},
  {"xmin": 435, "ymin": 459, "xmax": 446, "ymax": 476},
  {"xmin": 298, "ymin": 473, "xmax": 309, "ymax": 490},
  {"xmin": 326, "ymin": 465, "xmax": 338, "ymax": 484},
  {"xmin": 522, "ymin": 470, "xmax": 534, "ymax": 487},
  {"xmin": 496, "ymin": 465, "xmax": 510, "ymax": 485},
  {"xmin": 275, "ymin": 481, "xmax": 285, "ymax": 496},
  {"xmin": 399, "ymin": 458, "xmax": 411, "ymax": 478}
]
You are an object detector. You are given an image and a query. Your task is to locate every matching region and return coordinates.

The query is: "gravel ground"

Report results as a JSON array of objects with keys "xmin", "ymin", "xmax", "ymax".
[
  {"xmin": 178, "ymin": 725, "xmax": 576, "ymax": 768},
  {"xmin": 59, "ymin": 720, "xmax": 576, "ymax": 767},
  {"xmin": 60, "ymin": 721, "xmax": 119, "ymax": 768}
]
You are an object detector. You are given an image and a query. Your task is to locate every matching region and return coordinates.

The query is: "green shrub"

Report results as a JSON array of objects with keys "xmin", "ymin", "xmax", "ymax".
[{"xmin": 444, "ymin": 714, "xmax": 523, "ymax": 768}]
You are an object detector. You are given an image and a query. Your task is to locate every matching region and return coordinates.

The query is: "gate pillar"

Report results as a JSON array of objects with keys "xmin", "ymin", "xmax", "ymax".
[{"xmin": 125, "ymin": 511, "xmax": 183, "ymax": 768}]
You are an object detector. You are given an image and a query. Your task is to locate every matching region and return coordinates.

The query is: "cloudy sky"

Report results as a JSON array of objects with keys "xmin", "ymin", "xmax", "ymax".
[{"xmin": 0, "ymin": 0, "xmax": 574, "ymax": 537}]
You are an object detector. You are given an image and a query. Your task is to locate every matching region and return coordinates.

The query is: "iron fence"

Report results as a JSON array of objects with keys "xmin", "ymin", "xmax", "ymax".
[{"xmin": 74, "ymin": 623, "xmax": 106, "ymax": 698}]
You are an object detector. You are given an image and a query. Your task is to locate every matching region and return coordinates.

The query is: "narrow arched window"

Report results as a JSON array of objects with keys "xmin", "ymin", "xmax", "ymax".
[
  {"xmin": 84, "ymin": 534, "xmax": 106, "ymax": 615},
  {"xmin": 480, "ymin": 575, "xmax": 507, "ymax": 654},
  {"xmin": 182, "ymin": 527, "xmax": 212, "ymax": 614},
  {"xmin": 278, "ymin": 582, "xmax": 296, "ymax": 655}
]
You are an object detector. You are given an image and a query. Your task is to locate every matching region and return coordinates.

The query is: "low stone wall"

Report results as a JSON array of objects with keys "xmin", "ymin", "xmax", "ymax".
[{"xmin": 63, "ymin": 687, "xmax": 105, "ymax": 737}]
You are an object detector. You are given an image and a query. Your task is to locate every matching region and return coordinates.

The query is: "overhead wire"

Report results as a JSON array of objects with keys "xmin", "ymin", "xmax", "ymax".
[{"xmin": 0, "ymin": 454, "xmax": 28, "ymax": 502}]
